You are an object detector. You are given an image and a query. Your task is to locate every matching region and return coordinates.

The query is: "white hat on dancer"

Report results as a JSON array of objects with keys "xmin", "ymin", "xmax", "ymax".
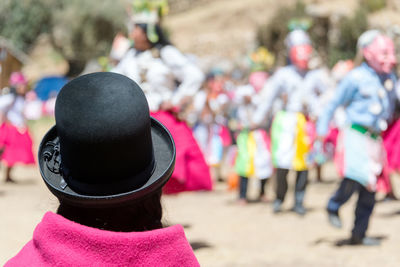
[
  {"xmin": 285, "ymin": 29, "xmax": 311, "ymax": 50},
  {"xmin": 357, "ymin": 30, "xmax": 381, "ymax": 50}
]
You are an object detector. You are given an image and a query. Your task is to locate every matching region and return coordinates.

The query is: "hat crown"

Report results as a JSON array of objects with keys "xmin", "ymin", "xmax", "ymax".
[
  {"xmin": 55, "ymin": 72, "xmax": 154, "ymax": 195},
  {"xmin": 285, "ymin": 29, "xmax": 311, "ymax": 50}
]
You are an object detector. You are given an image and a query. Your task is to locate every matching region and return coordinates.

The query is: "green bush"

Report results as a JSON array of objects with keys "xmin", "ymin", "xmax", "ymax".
[
  {"xmin": 49, "ymin": 0, "xmax": 127, "ymax": 76},
  {"xmin": 0, "ymin": 0, "xmax": 127, "ymax": 76},
  {"xmin": 0, "ymin": 0, "xmax": 51, "ymax": 52}
]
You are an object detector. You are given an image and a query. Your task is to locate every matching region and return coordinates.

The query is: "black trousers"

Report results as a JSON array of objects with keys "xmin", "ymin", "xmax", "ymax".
[
  {"xmin": 327, "ymin": 178, "xmax": 375, "ymax": 239},
  {"xmin": 239, "ymin": 176, "xmax": 269, "ymax": 199},
  {"xmin": 239, "ymin": 176, "xmax": 248, "ymax": 199},
  {"xmin": 260, "ymin": 178, "xmax": 267, "ymax": 196},
  {"xmin": 275, "ymin": 168, "xmax": 308, "ymax": 206}
]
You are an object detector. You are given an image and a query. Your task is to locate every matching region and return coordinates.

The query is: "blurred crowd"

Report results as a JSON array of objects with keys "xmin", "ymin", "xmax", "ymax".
[{"xmin": 2, "ymin": 0, "xmax": 400, "ymax": 248}]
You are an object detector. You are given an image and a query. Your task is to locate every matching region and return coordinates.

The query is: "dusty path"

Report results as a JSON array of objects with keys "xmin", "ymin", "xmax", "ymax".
[{"xmin": 1, "ymin": 120, "xmax": 400, "ymax": 266}]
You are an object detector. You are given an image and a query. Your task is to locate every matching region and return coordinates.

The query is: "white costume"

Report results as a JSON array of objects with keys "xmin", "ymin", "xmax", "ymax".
[
  {"xmin": 191, "ymin": 88, "xmax": 230, "ymax": 166},
  {"xmin": 113, "ymin": 43, "xmax": 212, "ymax": 194},
  {"xmin": 112, "ymin": 46, "xmax": 204, "ymax": 111},
  {"xmin": 253, "ymin": 66, "xmax": 329, "ymax": 125},
  {"xmin": 234, "ymin": 84, "xmax": 273, "ymax": 179},
  {"xmin": 0, "ymin": 93, "xmax": 26, "ymax": 128}
]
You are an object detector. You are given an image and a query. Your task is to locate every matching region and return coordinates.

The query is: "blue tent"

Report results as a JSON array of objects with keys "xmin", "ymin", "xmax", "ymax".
[{"xmin": 34, "ymin": 76, "xmax": 68, "ymax": 101}]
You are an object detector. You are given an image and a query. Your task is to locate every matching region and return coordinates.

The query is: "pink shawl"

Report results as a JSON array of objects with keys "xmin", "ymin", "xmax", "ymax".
[{"xmin": 6, "ymin": 212, "xmax": 199, "ymax": 266}]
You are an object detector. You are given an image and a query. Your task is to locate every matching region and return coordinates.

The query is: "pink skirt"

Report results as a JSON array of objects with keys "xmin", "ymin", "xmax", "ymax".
[
  {"xmin": 376, "ymin": 119, "xmax": 400, "ymax": 194},
  {"xmin": 0, "ymin": 123, "xmax": 35, "ymax": 167},
  {"xmin": 151, "ymin": 111, "xmax": 212, "ymax": 194},
  {"xmin": 383, "ymin": 119, "xmax": 400, "ymax": 173}
]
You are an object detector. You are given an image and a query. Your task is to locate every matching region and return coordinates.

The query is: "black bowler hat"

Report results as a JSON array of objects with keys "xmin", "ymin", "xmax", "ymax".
[{"xmin": 38, "ymin": 72, "xmax": 175, "ymax": 207}]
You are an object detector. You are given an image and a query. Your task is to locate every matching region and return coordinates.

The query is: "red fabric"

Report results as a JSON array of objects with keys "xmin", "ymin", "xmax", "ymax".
[
  {"xmin": 6, "ymin": 212, "xmax": 199, "ymax": 267},
  {"xmin": 0, "ymin": 122, "xmax": 35, "ymax": 167},
  {"xmin": 259, "ymin": 129, "xmax": 271, "ymax": 151},
  {"xmin": 305, "ymin": 120, "xmax": 316, "ymax": 145},
  {"xmin": 377, "ymin": 163, "xmax": 392, "ymax": 194},
  {"xmin": 151, "ymin": 111, "xmax": 212, "ymax": 194},
  {"xmin": 219, "ymin": 125, "xmax": 232, "ymax": 147},
  {"xmin": 383, "ymin": 119, "xmax": 400, "ymax": 173},
  {"xmin": 375, "ymin": 119, "xmax": 400, "ymax": 194},
  {"xmin": 333, "ymin": 128, "xmax": 345, "ymax": 177},
  {"xmin": 324, "ymin": 127, "xmax": 339, "ymax": 148}
]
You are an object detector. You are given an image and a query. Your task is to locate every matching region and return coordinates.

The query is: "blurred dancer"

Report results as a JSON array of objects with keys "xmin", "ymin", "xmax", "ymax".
[
  {"xmin": 304, "ymin": 66, "xmax": 334, "ymax": 182},
  {"xmin": 191, "ymin": 70, "xmax": 231, "ymax": 182},
  {"xmin": 311, "ymin": 60, "xmax": 354, "ymax": 178},
  {"xmin": 0, "ymin": 72, "xmax": 35, "ymax": 182},
  {"xmin": 317, "ymin": 30, "xmax": 397, "ymax": 245},
  {"xmin": 254, "ymin": 30, "xmax": 328, "ymax": 215},
  {"xmin": 112, "ymin": 1, "xmax": 212, "ymax": 194},
  {"xmin": 234, "ymin": 76, "xmax": 272, "ymax": 204}
]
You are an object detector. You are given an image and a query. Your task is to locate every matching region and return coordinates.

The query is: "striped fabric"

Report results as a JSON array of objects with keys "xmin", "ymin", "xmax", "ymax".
[
  {"xmin": 235, "ymin": 129, "xmax": 272, "ymax": 179},
  {"xmin": 270, "ymin": 111, "xmax": 311, "ymax": 171}
]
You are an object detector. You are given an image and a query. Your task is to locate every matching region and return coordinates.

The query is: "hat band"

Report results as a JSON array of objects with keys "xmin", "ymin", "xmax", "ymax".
[
  {"xmin": 43, "ymin": 138, "xmax": 157, "ymax": 196},
  {"xmin": 61, "ymin": 156, "xmax": 156, "ymax": 196}
]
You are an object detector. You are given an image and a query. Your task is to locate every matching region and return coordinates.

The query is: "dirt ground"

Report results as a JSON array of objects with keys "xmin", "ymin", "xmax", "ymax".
[{"xmin": 1, "ymin": 119, "xmax": 400, "ymax": 266}]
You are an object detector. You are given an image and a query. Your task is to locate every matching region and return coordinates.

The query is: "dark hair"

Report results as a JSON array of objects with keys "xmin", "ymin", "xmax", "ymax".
[
  {"xmin": 136, "ymin": 23, "xmax": 171, "ymax": 49},
  {"xmin": 8, "ymin": 86, "xmax": 17, "ymax": 95},
  {"xmin": 57, "ymin": 189, "xmax": 163, "ymax": 232}
]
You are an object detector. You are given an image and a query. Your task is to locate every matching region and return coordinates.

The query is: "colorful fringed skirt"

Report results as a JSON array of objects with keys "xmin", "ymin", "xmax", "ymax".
[
  {"xmin": 235, "ymin": 129, "xmax": 272, "ymax": 179},
  {"xmin": 0, "ymin": 122, "xmax": 35, "ymax": 167},
  {"xmin": 270, "ymin": 111, "xmax": 311, "ymax": 171},
  {"xmin": 151, "ymin": 111, "xmax": 213, "ymax": 194},
  {"xmin": 335, "ymin": 125, "xmax": 385, "ymax": 189}
]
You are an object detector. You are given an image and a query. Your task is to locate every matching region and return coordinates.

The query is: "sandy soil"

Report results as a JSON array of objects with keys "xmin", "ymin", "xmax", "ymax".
[{"xmin": 1, "ymin": 119, "xmax": 400, "ymax": 266}]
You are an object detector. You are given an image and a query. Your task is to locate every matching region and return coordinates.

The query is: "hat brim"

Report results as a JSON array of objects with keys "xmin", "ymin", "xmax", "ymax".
[{"xmin": 38, "ymin": 117, "xmax": 175, "ymax": 207}]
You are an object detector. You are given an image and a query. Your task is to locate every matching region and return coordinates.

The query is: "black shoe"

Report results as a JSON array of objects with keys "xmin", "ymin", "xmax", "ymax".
[
  {"xmin": 327, "ymin": 210, "xmax": 342, "ymax": 228},
  {"xmin": 5, "ymin": 177, "xmax": 16, "ymax": 183},
  {"xmin": 292, "ymin": 205, "xmax": 306, "ymax": 216},
  {"xmin": 350, "ymin": 236, "xmax": 381, "ymax": 246},
  {"xmin": 383, "ymin": 193, "xmax": 398, "ymax": 202},
  {"xmin": 273, "ymin": 200, "xmax": 282, "ymax": 213}
]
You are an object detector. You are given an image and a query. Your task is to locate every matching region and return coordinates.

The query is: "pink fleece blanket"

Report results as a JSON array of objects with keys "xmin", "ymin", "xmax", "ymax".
[{"xmin": 6, "ymin": 212, "xmax": 200, "ymax": 267}]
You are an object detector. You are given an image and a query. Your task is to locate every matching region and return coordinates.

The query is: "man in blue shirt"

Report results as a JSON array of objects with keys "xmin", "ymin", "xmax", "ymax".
[{"xmin": 317, "ymin": 30, "xmax": 397, "ymax": 245}]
